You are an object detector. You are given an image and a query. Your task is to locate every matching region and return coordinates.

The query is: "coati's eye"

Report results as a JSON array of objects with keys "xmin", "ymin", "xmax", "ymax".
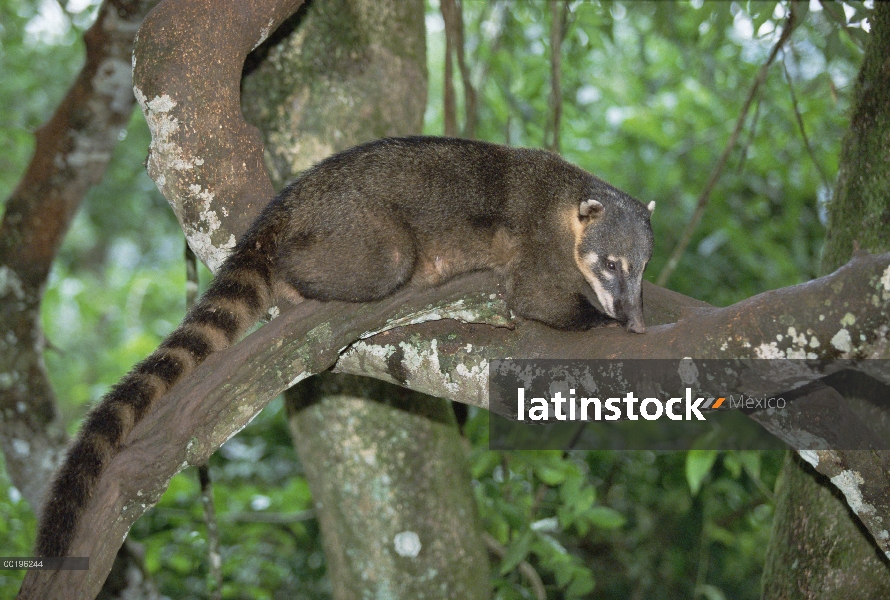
[{"xmin": 606, "ymin": 260, "xmax": 617, "ymax": 271}]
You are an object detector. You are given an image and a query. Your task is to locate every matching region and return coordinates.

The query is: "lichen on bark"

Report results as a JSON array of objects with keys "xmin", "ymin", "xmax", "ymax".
[{"xmin": 763, "ymin": 4, "xmax": 890, "ymax": 597}]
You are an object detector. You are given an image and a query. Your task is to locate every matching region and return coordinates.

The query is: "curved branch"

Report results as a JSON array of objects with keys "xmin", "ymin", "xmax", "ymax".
[
  {"xmin": 132, "ymin": 0, "xmax": 304, "ymax": 272},
  {"xmin": 18, "ymin": 250, "xmax": 890, "ymax": 596}
]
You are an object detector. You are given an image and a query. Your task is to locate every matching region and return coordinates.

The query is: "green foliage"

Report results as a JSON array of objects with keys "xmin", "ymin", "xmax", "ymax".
[
  {"xmin": 41, "ymin": 246, "xmax": 186, "ymax": 425},
  {"xmin": 0, "ymin": 0, "xmax": 871, "ymax": 597},
  {"xmin": 0, "ymin": 453, "xmax": 36, "ymax": 597},
  {"xmin": 686, "ymin": 449, "xmax": 719, "ymax": 496},
  {"xmin": 0, "ymin": 0, "xmax": 86, "ymax": 203},
  {"xmin": 132, "ymin": 399, "xmax": 330, "ymax": 599},
  {"xmin": 427, "ymin": 0, "xmax": 864, "ymax": 305},
  {"xmin": 465, "ymin": 410, "xmax": 782, "ymax": 599},
  {"xmin": 423, "ymin": 5, "xmax": 864, "ymax": 591}
]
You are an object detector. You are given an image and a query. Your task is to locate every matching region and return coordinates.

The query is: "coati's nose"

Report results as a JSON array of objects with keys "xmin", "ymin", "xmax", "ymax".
[{"xmin": 626, "ymin": 316, "xmax": 646, "ymax": 334}]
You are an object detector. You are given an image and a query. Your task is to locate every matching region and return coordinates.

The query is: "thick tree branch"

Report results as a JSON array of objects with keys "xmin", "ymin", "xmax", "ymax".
[
  {"xmin": 19, "ymin": 249, "xmax": 890, "ymax": 595},
  {"xmin": 337, "ymin": 255, "xmax": 890, "ymax": 405},
  {"xmin": 132, "ymin": 0, "xmax": 304, "ymax": 272}
]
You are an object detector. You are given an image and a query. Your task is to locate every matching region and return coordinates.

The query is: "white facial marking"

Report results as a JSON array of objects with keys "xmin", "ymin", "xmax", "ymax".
[
  {"xmin": 583, "ymin": 253, "xmax": 616, "ymax": 317},
  {"xmin": 647, "ymin": 200, "xmax": 656, "ymax": 213}
]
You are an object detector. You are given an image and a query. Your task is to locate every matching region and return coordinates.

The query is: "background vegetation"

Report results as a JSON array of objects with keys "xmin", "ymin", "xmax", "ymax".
[{"xmin": 0, "ymin": 0, "xmax": 872, "ymax": 597}]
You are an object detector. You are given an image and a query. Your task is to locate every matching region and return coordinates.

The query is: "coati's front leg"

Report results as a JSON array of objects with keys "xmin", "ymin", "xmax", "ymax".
[{"xmin": 505, "ymin": 256, "xmax": 613, "ymax": 330}]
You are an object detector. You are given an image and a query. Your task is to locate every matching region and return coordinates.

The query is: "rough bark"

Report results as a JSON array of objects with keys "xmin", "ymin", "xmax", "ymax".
[
  {"xmin": 763, "ymin": 453, "xmax": 890, "ymax": 600},
  {"xmin": 286, "ymin": 375, "xmax": 490, "ymax": 599},
  {"xmin": 821, "ymin": 4, "xmax": 890, "ymax": 273},
  {"xmin": 763, "ymin": 4, "xmax": 890, "ymax": 597},
  {"xmin": 132, "ymin": 0, "xmax": 304, "ymax": 272},
  {"xmin": 242, "ymin": 0, "xmax": 489, "ymax": 596},
  {"xmin": 241, "ymin": 0, "xmax": 428, "ymax": 188},
  {"xmin": 17, "ymin": 246, "xmax": 890, "ymax": 597},
  {"xmin": 0, "ymin": 1, "xmax": 161, "ymax": 598}
]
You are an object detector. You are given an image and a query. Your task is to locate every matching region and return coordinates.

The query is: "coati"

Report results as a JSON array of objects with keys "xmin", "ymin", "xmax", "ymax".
[{"xmin": 35, "ymin": 136, "xmax": 655, "ymax": 557}]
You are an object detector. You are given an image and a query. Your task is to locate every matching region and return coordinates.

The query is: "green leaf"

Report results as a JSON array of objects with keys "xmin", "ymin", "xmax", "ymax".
[
  {"xmin": 739, "ymin": 451, "xmax": 762, "ymax": 481},
  {"xmin": 686, "ymin": 449, "xmax": 719, "ymax": 495},
  {"xmin": 791, "ymin": 1, "xmax": 810, "ymax": 28},
  {"xmin": 588, "ymin": 506, "xmax": 627, "ymax": 529},
  {"xmin": 499, "ymin": 529, "xmax": 535, "ymax": 576},
  {"xmin": 560, "ymin": 475, "xmax": 596, "ymax": 511},
  {"xmin": 723, "ymin": 452, "xmax": 743, "ymax": 479},
  {"xmin": 819, "ymin": 0, "xmax": 848, "ymax": 27},
  {"xmin": 566, "ymin": 572, "xmax": 596, "ymax": 598},
  {"xmin": 845, "ymin": 26, "xmax": 870, "ymax": 51},
  {"xmin": 696, "ymin": 583, "xmax": 728, "ymax": 600},
  {"xmin": 750, "ymin": 2, "xmax": 778, "ymax": 35},
  {"xmin": 708, "ymin": 524, "xmax": 737, "ymax": 547},
  {"xmin": 529, "ymin": 452, "xmax": 576, "ymax": 486},
  {"xmin": 535, "ymin": 464, "xmax": 568, "ymax": 486},
  {"xmin": 471, "ymin": 450, "xmax": 502, "ymax": 479}
]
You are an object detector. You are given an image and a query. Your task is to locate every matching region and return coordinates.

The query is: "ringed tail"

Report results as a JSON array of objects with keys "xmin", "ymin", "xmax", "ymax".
[{"xmin": 34, "ymin": 240, "xmax": 274, "ymax": 558}]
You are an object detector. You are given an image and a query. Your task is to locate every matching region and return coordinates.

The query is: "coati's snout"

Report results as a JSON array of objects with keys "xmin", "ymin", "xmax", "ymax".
[
  {"xmin": 617, "ymin": 298, "xmax": 646, "ymax": 334},
  {"xmin": 625, "ymin": 314, "xmax": 646, "ymax": 334},
  {"xmin": 574, "ymin": 197, "xmax": 655, "ymax": 334}
]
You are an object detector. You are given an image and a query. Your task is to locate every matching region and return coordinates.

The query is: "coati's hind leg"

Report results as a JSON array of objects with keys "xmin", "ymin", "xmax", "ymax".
[{"xmin": 276, "ymin": 206, "xmax": 417, "ymax": 302}]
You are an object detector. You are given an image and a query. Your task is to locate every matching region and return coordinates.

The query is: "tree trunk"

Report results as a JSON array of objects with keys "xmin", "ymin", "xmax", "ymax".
[
  {"xmin": 241, "ymin": 0, "xmax": 491, "ymax": 597},
  {"xmin": 762, "ymin": 4, "xmax": 890, "ymax": 598},
  {"xmin": 286, "ymin": 375, "xmax": 490, "ymax": 599},
  {"xmin": 820, "ymin": 6, "xmax": 890, "ymax": 274},
  {"xmin": 763, "ymin": 453, "xmax": 890, "ymax": 599}
]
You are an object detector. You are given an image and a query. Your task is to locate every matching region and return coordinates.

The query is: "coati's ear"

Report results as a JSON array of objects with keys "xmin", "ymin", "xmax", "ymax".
[
  {"xmin": 647, "ymin": 200, "xmax": 656, "ymax": 214},
  {"xmin": 579, "ymin": 199, "xmax": 604, "ymax": 221}
]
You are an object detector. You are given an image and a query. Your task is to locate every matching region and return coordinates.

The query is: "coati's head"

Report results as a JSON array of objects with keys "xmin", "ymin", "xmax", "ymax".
[{"xmin": 573, "ymin": 193, "xmax": 655, "ymax": 333}]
